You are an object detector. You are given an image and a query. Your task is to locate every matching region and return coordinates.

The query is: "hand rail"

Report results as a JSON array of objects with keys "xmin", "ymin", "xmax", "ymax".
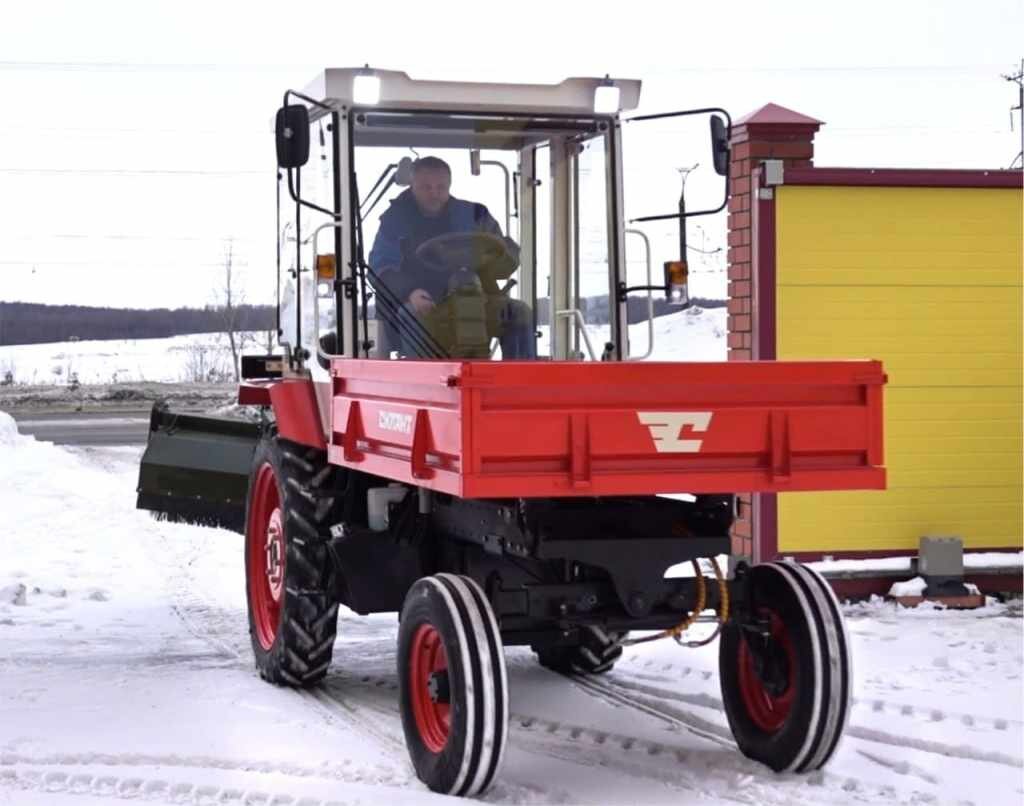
[
  {"xmin": 624, "ymin": 228, "xmax": 654, "ymax": 361},
  {"xmin": 480, "ymin": 159, "xmax": 512, "ymax": 235},
  {"xmin": 311, "ymin": 221, "xmax": 344, "ymax": 366}
]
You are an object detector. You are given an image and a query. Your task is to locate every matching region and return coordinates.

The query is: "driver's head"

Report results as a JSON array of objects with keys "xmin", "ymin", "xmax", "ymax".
[{"xmin": 410, "ymin": 157, "xmax": 451, "ymax": 218}]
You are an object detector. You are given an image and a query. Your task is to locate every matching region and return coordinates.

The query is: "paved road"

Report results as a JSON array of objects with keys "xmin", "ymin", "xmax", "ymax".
[{"xmin": 11, "ymin": 411, "xmax": 150, "ymax": 446}]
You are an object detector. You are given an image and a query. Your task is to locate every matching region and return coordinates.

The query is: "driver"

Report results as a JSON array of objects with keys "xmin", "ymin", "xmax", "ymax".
[{"xmin": 368, "ymin": 156, "xmax": 535, "ymax": 359}]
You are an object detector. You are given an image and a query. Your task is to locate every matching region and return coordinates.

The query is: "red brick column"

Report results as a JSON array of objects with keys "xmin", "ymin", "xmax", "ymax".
[{"xmin": 726, "ymin": 103, "xmax": 822, "ymax": 560}]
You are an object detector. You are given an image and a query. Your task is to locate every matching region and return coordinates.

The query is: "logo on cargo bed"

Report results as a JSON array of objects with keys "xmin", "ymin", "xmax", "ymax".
[
  {"xmin": 378, "ymin": 410, "xmax": 413, "ymax": 435},
  {"xmin": 637, "ymin": 412, "xmax": 713, "ymax": 453}
]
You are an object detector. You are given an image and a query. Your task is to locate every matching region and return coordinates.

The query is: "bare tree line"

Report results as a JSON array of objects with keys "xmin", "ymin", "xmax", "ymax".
[{"xmin": 0, "ymin": 299, "xmax": 274, "ymax": 347}]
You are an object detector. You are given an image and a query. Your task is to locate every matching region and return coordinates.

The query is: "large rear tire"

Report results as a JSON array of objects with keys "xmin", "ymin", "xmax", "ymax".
[
  {"xmin": 244, "ymin": 431, "xmax": 341, "ymax": 687},
  {"xmin": 398, "ymin": 574, "xmax": 509, "ymax": 797},
  {"xmin": 719, "ymin": 561, "xmax": 851, "ymax": 773}
]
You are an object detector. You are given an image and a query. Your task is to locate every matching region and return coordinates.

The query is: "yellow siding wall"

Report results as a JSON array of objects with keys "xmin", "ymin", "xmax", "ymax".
[{"xmin": 775, "ymin": 185, "xmax": 1023, "ymax": 553}]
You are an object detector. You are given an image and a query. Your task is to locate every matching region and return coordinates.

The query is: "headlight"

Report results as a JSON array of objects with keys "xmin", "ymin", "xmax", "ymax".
[
  {"xmin": 353, "ymin": 68, "xmax": 381, "ymax": 105},
  {"xmin": 593, "ymin": 79, "xmax": 620, "ymax": 115}
]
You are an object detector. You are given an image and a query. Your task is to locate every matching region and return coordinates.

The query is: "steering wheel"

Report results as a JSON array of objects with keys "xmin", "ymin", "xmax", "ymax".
[{"xmin": 414, "ymin": 232, "xmax": 518, "ymax": 281}]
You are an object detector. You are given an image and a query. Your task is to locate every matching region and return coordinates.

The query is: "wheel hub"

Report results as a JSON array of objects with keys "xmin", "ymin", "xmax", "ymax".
[
  {"xmin": 737, "ymin": 608, "xmax": 798, "ymax": 733},
  {"xmin": 427, "ymin": 670, "xmax": 450, "ymax": 704},
  {"xmin": 247, "ymin": 461, "xmax": 284, "ymax": 652},
  {"xmin": 264, "ymin": 508, "xmax": 285, "ymax": 602},
  {"xmin": 749, "ymin": 634, "xmax": 791, "ymax": 697},
  {"xmin": 409, "ymin": 624, "xmax": 451, "ymax": 753}
]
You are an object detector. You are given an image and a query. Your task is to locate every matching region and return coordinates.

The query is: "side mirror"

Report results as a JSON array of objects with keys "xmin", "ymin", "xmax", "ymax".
[
  {"xmin": 710, "ymin": 115, "xmax": 730, "ymax": 177},
  {"xmin": 275, "ymin": 104, "xmax": 310, "ymax": 169}
]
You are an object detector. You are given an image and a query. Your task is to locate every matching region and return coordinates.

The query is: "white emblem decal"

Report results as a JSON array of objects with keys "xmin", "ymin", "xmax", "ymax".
[
  {"xmin": 378, "ymin": 410, "xmax": 413, "ymax": 435},
  {"xmin": 637, "ymin": 411, "xmax": 713, "ymax": 453}
]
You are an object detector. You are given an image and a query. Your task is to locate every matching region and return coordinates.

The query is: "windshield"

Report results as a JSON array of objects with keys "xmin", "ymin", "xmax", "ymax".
[{"xmin": 350, "ymin": 110, "xmax": 617, "ymax": 362}]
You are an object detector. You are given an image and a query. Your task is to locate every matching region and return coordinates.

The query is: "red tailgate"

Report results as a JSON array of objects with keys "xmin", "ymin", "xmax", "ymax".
[{"xmin": 328, "ymin": 359, "xmax": 886, "ymax": 498}]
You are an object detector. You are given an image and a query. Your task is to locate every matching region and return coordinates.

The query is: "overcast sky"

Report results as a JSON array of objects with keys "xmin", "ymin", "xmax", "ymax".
[{"xmin": 0, "ymin": 0, "xmax": 1021, "ymax": 310}]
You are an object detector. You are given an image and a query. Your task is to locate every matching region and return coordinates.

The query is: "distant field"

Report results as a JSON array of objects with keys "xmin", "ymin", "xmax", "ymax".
[{"xmin": 0, "ymin": 331, "xmax": 271, "ymax": 387}]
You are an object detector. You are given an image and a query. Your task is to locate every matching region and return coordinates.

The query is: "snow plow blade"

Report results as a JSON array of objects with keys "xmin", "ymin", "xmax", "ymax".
[{"xmin": 136, "ymin": 402, "xmax": 261, "ymax": 533}]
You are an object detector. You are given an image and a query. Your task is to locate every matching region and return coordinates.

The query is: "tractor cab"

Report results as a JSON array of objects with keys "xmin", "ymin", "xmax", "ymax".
[{"xmin": 274, "ymin": 68, "xmax": 730, "ymax": 373}]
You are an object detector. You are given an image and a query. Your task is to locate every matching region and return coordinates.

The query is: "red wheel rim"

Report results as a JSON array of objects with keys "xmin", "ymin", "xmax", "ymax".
[
  {"xmin": 737, "ymin": 609, "xmax": 798, "ymax": 733},
  {"xmin": 247, "ymin": 462, "xmax": 284, "ymax": 651},
  {"xmin": 409, "ymin": 623, "xmax": 450, "ymax": 753}
]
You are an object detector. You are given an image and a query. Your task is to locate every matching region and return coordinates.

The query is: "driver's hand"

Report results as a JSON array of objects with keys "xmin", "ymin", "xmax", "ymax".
[{"xmin": 407, "ymin": 289, "xmax": 435, "ymax": 314}]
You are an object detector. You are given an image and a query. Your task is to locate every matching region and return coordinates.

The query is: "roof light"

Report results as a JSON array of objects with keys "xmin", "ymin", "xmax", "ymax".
[
  {"xmin": 353, "ymin": 66, "xmax": 381, "ymax": 105},
  {"xmin": 593, "ymin": 76, "xmax": 620, "ymax": 115}
]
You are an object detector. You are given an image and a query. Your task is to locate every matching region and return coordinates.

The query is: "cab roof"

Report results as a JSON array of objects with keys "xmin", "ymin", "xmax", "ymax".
[{"xmin": 301, "ymin": 68, "xmax": 642, "ymax": 117}]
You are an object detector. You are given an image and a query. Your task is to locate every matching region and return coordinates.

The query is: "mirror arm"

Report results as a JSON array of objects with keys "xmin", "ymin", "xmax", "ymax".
[
  {"xmin": 629, "ymin": 175, "xmax": 730, "ymax": 224},
  {"xmin": 286, "ymin": 168, "xmax": 336, "ymax": 218},
  {"xmin": 283, "ymin": 89, "xmax": 333, "ymax": 112},
  {"xmin": 628, "ymin": 106, "xmax": 732, "ymax": 125}
]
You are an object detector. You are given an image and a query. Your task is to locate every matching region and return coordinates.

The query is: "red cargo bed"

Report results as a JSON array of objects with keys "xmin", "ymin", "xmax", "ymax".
[{"xmin": 327, "ymin": 359, "xmax": 886, "ymax": 498}]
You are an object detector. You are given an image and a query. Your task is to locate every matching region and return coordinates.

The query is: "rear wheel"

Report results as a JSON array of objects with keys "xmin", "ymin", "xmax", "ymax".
[
  {"xmin": 535, "ymin": 625, "xmax": 624, "ymax": 675},
  {"xmin": 719, "ymin": 562, "xmax": 851, "ymax": 773},
  {"xmin": 244, "ymin": 431, "xmax": 341, "ymax": 687},
  {"xmin": 398, "ymin": 574, "xmax": 509, "ymax": 797}
]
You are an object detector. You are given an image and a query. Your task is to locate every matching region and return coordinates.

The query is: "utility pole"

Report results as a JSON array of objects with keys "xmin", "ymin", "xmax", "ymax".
[{"xmin": 1003, "ymin": 59, "xmax": 1023, "ymax": 169}]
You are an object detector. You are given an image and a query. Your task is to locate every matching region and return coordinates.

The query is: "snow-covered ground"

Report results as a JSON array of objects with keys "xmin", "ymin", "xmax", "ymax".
[
  {"xmin": 0, "ymin": 306, "xmax": 727, "ymax": 388},
  {"xmin": 0, "ymin": 332, "xmax": 273, "ymax": 387},
  {"xmin": 1, "ymin": 410, "xmax": 1021, "ymax": 806}
]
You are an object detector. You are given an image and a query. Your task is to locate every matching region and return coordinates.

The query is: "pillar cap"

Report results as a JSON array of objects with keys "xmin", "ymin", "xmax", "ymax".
[{"xmin": 733, "ymin": 103, "xmax": 823, "ymax": 141}]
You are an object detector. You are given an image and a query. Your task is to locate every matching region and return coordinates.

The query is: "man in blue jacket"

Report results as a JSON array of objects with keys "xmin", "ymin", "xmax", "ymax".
[{"xmin": 368, "ymin": 156, "xmax": 535, "ymax": 359}]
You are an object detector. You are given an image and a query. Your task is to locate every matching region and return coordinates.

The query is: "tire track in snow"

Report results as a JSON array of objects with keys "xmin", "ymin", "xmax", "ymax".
[
  {"xmin": 614, "ymin": 655, "xmax": 1024, "ymax": 768},
  {"xmin": 508, "ymin": 710, "xmax": 932, "ymax": 806},
  {"xmin": 0, "ymin": 766, "xmax": 381, "ymax": 805},
  {"xmin": 0, "ymin": 750, "xmax": 403, "ymax": 787},
  {"xmin": 566, "ymin": 672, "xmax": 734, "ymax": 747},
  {"xmin": 327, "ymin": 672, "xmax": 937, "ymax": 806},
  {"xmin": 854, "ymin": 748, "xmax": 940, "ymax": 785},
  {"xmin": 140, "ymin": 524, "xmax": 411, "ymax": 772}
]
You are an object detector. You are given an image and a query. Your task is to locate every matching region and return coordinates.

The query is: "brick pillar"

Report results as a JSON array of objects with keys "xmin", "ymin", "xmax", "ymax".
[{"xmin": 726, "ymin": 103, "xmax": 822, "ymax": 560}]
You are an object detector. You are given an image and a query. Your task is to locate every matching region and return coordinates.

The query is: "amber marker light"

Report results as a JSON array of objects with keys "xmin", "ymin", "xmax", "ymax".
[
  {"xmin": 664, "ymin": 260, "xmax": 690, "ymax": 306},
  {"xmin": 316, "ymin": 254, "xmax": 337, "ymax": 280}
]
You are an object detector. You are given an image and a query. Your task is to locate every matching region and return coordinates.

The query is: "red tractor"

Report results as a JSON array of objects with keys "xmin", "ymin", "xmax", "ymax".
[{"xmin": 138, "ymin": 68, "xmax": 885, "ymax": 797}]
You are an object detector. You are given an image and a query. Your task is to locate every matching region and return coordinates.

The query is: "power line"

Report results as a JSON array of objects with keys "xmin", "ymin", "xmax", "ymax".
[
  {"xmin": 3, "ymin": 233, "xmax": 262, "ymax": 242},
  {"xmin": 0, "ymin": 260, "xmax": 252, "ymax": 268},
  {"xmin": 0, "ymin": 60, "xmax": 309, "ymax": 73},
  {"xmin": 650, "ymin": 63, "xmax": 1008, "ymax": 76},
  {"xmin": 0, "ymin": 59, "xmax": 1004, "ymax": 74},
  {"xmin": 0, "ymin": 167, "xmax": 265, "ymax": 176}
]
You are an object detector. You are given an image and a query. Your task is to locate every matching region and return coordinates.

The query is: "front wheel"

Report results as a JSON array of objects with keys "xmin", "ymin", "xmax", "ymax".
[
  {"xmin": 719, "ymin": 562, "xmax": 851, "ymax": 773},
  {"xmin": 398, "ymin": 574, "xmax": 509, "ymax": 797}
]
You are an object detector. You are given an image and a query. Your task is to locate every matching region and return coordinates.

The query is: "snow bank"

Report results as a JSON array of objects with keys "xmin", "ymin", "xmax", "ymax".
[
  {"xmin": 888, "ymin": 576, "xmax": 928, "ymax": 597},
  {"xmin": 0, "ymin": 410, "xmax": 26, "ymax": 447},
  {"xmin": 809, "ymin": 551, "xmax": 1023, "ymax": 574}
]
